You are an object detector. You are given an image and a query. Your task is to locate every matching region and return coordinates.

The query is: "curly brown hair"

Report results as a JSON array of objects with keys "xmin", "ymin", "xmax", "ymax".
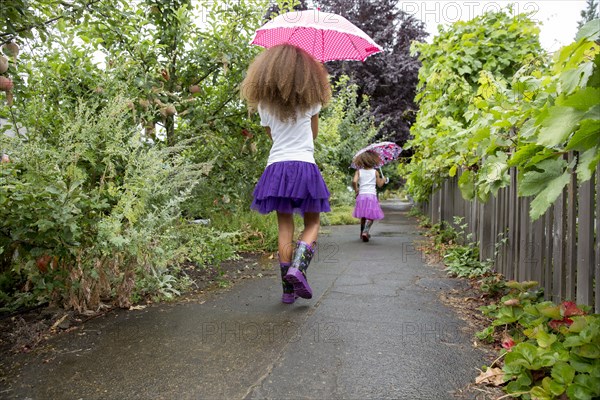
[
  {"xmin": 353, "ymin": 150, "xmax": 381, "ymax": 169},
  {"xmin": 240, "ymin": 44, "xmax": 332, "ymax": 122}
]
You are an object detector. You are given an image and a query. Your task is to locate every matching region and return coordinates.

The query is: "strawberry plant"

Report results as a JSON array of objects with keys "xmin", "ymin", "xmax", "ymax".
[{"xmin": 477, "ymin": 281, "xmax": 600, "ymax": 399}]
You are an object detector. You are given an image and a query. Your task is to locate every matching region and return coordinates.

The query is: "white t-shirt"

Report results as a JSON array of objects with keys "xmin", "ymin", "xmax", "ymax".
[
  {"xmin": 258, "ymin": 103, "xmax": 321, "ymax": 166},
  {"xmin": 358, "ymin": 169, "xmax": 377, "ymax": 195}
]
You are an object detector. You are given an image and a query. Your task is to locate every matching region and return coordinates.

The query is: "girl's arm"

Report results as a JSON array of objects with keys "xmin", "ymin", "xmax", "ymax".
[
  {"xmin": 311, "ymin": 114, "xmax": 319, "ymax": 139},
  {"xmin": 375, "ymin": 170, "xmax": 386, "ymax": 188},
  {"xmin": 352, "ymin": 170, "xmax": 360, "ymax": 196},
  {"xmin": 265, "ymin": 126, "xmax": 272, "ymax": 141}
]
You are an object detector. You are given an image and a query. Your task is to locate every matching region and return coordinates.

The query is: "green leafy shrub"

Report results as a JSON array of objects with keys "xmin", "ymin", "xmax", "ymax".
[
  {"xmin": 443, "ymin": 245, "xmax": 493, "ymax": 278},
  {"xmin": 404, "ymin": 8, "xmax": 544, "ymax": 203},
  {"xmin": 429, "ymin": 221, "xmax": 459, "ymax": 246},
  {"xmin": 407, "ymin": 206, "xmax": 422, "ymax": 217},
  {"xmin": 0, "ymin": 97, "xmax": 209, "ymax": 311},
  {"xmin": 477, "ymin": 281, "xmax": 600, "ymax": 399},
  {"xmin": 405, "ymin": 13, "xmax": 600, "ymax": 220},
  {"xmin": 423, "ymin": 216, "xmax": 504, "ymax": 279},
  {"xmin": 0, "ymin": 0, "xmax": 392, "ymax": 313},
  {"xmin": 209, "ymin": 209, "xmax": 278, "ymax": 253},
  {"xmin": 321, "ymin": 205, "xmax": 357, "ymax": 226}
]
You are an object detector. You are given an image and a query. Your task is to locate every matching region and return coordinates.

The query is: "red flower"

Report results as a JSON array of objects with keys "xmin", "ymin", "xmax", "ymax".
[
  {"xmin": 549, "ymin": 318, "xmax": 574, "ymax": 331},
  {"xmin": 501, "ymin": 334, "xmax": 515, "ymax": 351},
  {"xmin": 561, "ymin": 301, "xmax": 585, "ymax": 317}
]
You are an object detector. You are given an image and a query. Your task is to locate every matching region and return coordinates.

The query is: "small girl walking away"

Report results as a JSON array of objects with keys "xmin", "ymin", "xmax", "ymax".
[
  {"xmin": 241, "ymin": 44, "xmax": 332, "ymax": 304},
  {"xmin": 352, "ymin": 150, "xmax": 386, "ymax": 242}
]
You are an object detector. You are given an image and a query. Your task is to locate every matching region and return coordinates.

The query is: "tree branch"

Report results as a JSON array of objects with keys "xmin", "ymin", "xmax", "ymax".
[{"xmin": 0, "ymin": 0, "xmax": 104, "ymax": 45}]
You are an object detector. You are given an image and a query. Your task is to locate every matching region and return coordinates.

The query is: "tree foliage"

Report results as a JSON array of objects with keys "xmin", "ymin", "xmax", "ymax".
[
  {"xmin": 319, "ymin": 0, "xmax": 427, "ymax": 144},
  {"xmin": 0, "ymin": 0, "xmax": 104, "ymax": 45},
  {"xmin": 404, "ymin": 9, "xmax": 544, "ymax": 202},
  {"xmin": 0, "ymin": 0, "xmax": 273, "ymax": 311},
  {"xmin": 578, "ymin": 0, "xmax": 600, "ymax": 30},
  {"xmin": 264, "ymin": 0, "xmax": 309, "ymax": 21},
  {"xmin": 404, "ymin": 10, "xmax": 600, "ymax": 220},
  {"xmin": 0, "ymin": 0, "xmax": 379, "ymax": 311}
]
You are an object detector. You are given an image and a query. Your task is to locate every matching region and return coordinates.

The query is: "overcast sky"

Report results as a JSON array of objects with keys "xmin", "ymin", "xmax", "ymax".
[{"xmin": 397, "ymin": 0, "xmax": 589, "ymax": 52}]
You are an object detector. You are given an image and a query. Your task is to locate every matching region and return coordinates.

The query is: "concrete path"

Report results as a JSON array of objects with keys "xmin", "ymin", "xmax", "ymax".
[{"xmin": 1, "ymin": 200, "xmax": 486, "ymax": 400}]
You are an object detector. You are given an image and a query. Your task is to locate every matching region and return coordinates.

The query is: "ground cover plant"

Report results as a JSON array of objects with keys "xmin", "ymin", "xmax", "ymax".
[
  {"xmin": 412, "ymin": 207, "xmax": 600, "ymax": 400},
  {"xmin": 477, "ymin": 283, "xmax": 600, "ymax": 399}
]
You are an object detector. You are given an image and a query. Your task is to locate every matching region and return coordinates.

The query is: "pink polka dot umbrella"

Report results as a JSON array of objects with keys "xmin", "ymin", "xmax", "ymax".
[{"xmin": 250, "ymin": 9, "xmax": 383, "ymax": 62}]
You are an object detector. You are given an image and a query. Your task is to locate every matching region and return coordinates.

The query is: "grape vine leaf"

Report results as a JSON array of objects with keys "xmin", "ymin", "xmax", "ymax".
[
  {"xmin": 458, "ymin": 169, "xmax": 475, "ymax": 200},
  {"xmin": 577, "ymin": 146, "xmax": 600, "ymax": 182},
  {"xmin": 557, "ymin": 87, "xmax": 600, "ymax": 110},
  {"xmin": 566, "ymin": 120, "xmax": 600, "ymax": 152},
  {"xmin": 509, "ymin": 144, "xmax": 544, "ymax": 167},
  {"xmin": 520, "ymin": 158, "xmax": 572, "ymax": 220},
  {"xmin": 537, "ymin": 106, "xmax": 584, "ymax": 147},
  {"xmin": 575, "ymin": 18, "xmax": 600, "ymax": 42},
  {"xmin": 560, "ymin": 62, "xmax": 595, "ymax": 95}
]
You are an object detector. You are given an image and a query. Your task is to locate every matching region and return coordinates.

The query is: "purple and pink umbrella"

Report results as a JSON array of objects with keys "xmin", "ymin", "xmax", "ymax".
[
  {"xmin": 351, "ymin": 142, "xmax": 403, "ymax": 169},
  {"xmin": 250, "ymin": 9, "xmax": 383, "ymax": 62}
]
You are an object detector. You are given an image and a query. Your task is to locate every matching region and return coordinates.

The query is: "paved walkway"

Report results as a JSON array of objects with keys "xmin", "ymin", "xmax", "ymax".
[{"xmin": 2, "ymin": 200, "xmax": 487, "ymax": 400}]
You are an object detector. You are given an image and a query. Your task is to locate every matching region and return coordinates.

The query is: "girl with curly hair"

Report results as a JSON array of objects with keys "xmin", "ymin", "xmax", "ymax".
[
  {"xmin": 241, "ymin": 44, "xmax": 332, "ymax": 304},
  {"xmin": 352, "ymin": 150, "xmax": 386, "ymax": 242}
]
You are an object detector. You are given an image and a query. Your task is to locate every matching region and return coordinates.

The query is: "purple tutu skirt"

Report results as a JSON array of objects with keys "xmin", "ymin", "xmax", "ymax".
[
  {"xmin": 353, "ymin": 193, "xmax": 384, "ymax": 220},
  {"xmin": 251, "ymin": 161, "xmax": 331, "ymax": 215}
]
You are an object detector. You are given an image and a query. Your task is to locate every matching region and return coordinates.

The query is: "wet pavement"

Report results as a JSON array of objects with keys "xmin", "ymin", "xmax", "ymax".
[{"xmin": 1, "ymin": 200, "xmax": 486, "ymax": 400}]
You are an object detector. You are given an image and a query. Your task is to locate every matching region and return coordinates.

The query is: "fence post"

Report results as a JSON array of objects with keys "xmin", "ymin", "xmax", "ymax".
[
  {"xmin": 496, "ymin": 187, "xmax": 505, "ymax": 275},
  {"xmin": 543, "ymin": 209, "xmax": 553, "ymax": 301},
  {"xmin": 441, "ymin": 179, "xmax": 448, "ymax": 224},
  {"xmin": 464, "ymin": 197, "xmax": 471, "ymax": 244},
  {"xmin": 458, "ymin": 174, "xmax": 466, "ymax": 224},
  {"xmin": 518, "ymin": 196, "xmax": 531, "ymax": 282},
  {"xmin": 596, "ymin": 164, "xmax": 600, "ymax": 313},
  {"xmin": 480, "ymin": 199, "xmax": 494, "ymax": 261},
  {"xmin": 471, "ymin": 199, "xmax": 479, "ymax": 244},
  {"xmin": 447, "ymin": 177, "xmax": 455, "ymax": 227},
  {"xmin": 431, "ymin": 184, "xmax": 439, "ymax": 225},
  {"xmin": 566, "ymin": 153, "xmax": 577, "ymax": 300},
  {"xmin": 506, "ymin": 168, "xmax": 518, "ymax": 280},
  {"xmin": 552, "ymin": 187, "xmax": 566, "ymax": 303},
  {"xmin": 490, "ymin": 195, "xmax": 498, "ymax": 263},
  {"xmin": 577, "ymin": 177, "xmax": 594, "ymax": 306},
  {"xmin": 532, "ymin": 210, "xmax": 544, "ymax": 288}
]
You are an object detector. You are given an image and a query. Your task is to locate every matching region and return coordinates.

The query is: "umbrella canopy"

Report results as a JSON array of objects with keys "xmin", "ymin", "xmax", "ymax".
[
  {"xmin": 351, "ymin": 142, "xmax": 403, "ymax": 169},
  {"xmin": 250, "ymin": 9, "xmax": 383, "ymax": 62}
]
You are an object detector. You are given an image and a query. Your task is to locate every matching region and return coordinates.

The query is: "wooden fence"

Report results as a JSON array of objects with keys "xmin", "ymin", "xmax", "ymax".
[{"xmin": 421, "ymin": 164, "xmax": 599, "ymax": 313}]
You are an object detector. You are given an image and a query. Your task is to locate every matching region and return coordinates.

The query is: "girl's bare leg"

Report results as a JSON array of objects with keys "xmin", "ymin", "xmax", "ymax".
[
  {"xmin": 277, "ymin": 212, "xmax": 295, "ymax": 263},
  {"xmin": 302, "ymin": 212, "xmax": 321, "ymax": 245}
]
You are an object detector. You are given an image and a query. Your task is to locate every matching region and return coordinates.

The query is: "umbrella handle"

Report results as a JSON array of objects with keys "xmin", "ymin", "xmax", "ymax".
[{"xmin": 378, "ymin": 168, "xmax": 390, "ymax": 184}]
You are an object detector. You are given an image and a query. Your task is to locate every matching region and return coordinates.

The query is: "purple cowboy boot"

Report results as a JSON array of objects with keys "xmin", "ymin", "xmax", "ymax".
[
  {"xmin": 279, "ymin": 262, "xmax": 296, "ymax": 304},
  {"xmin": 284, "ymin": 241, "xmax": 315, "ymax": 299}
]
